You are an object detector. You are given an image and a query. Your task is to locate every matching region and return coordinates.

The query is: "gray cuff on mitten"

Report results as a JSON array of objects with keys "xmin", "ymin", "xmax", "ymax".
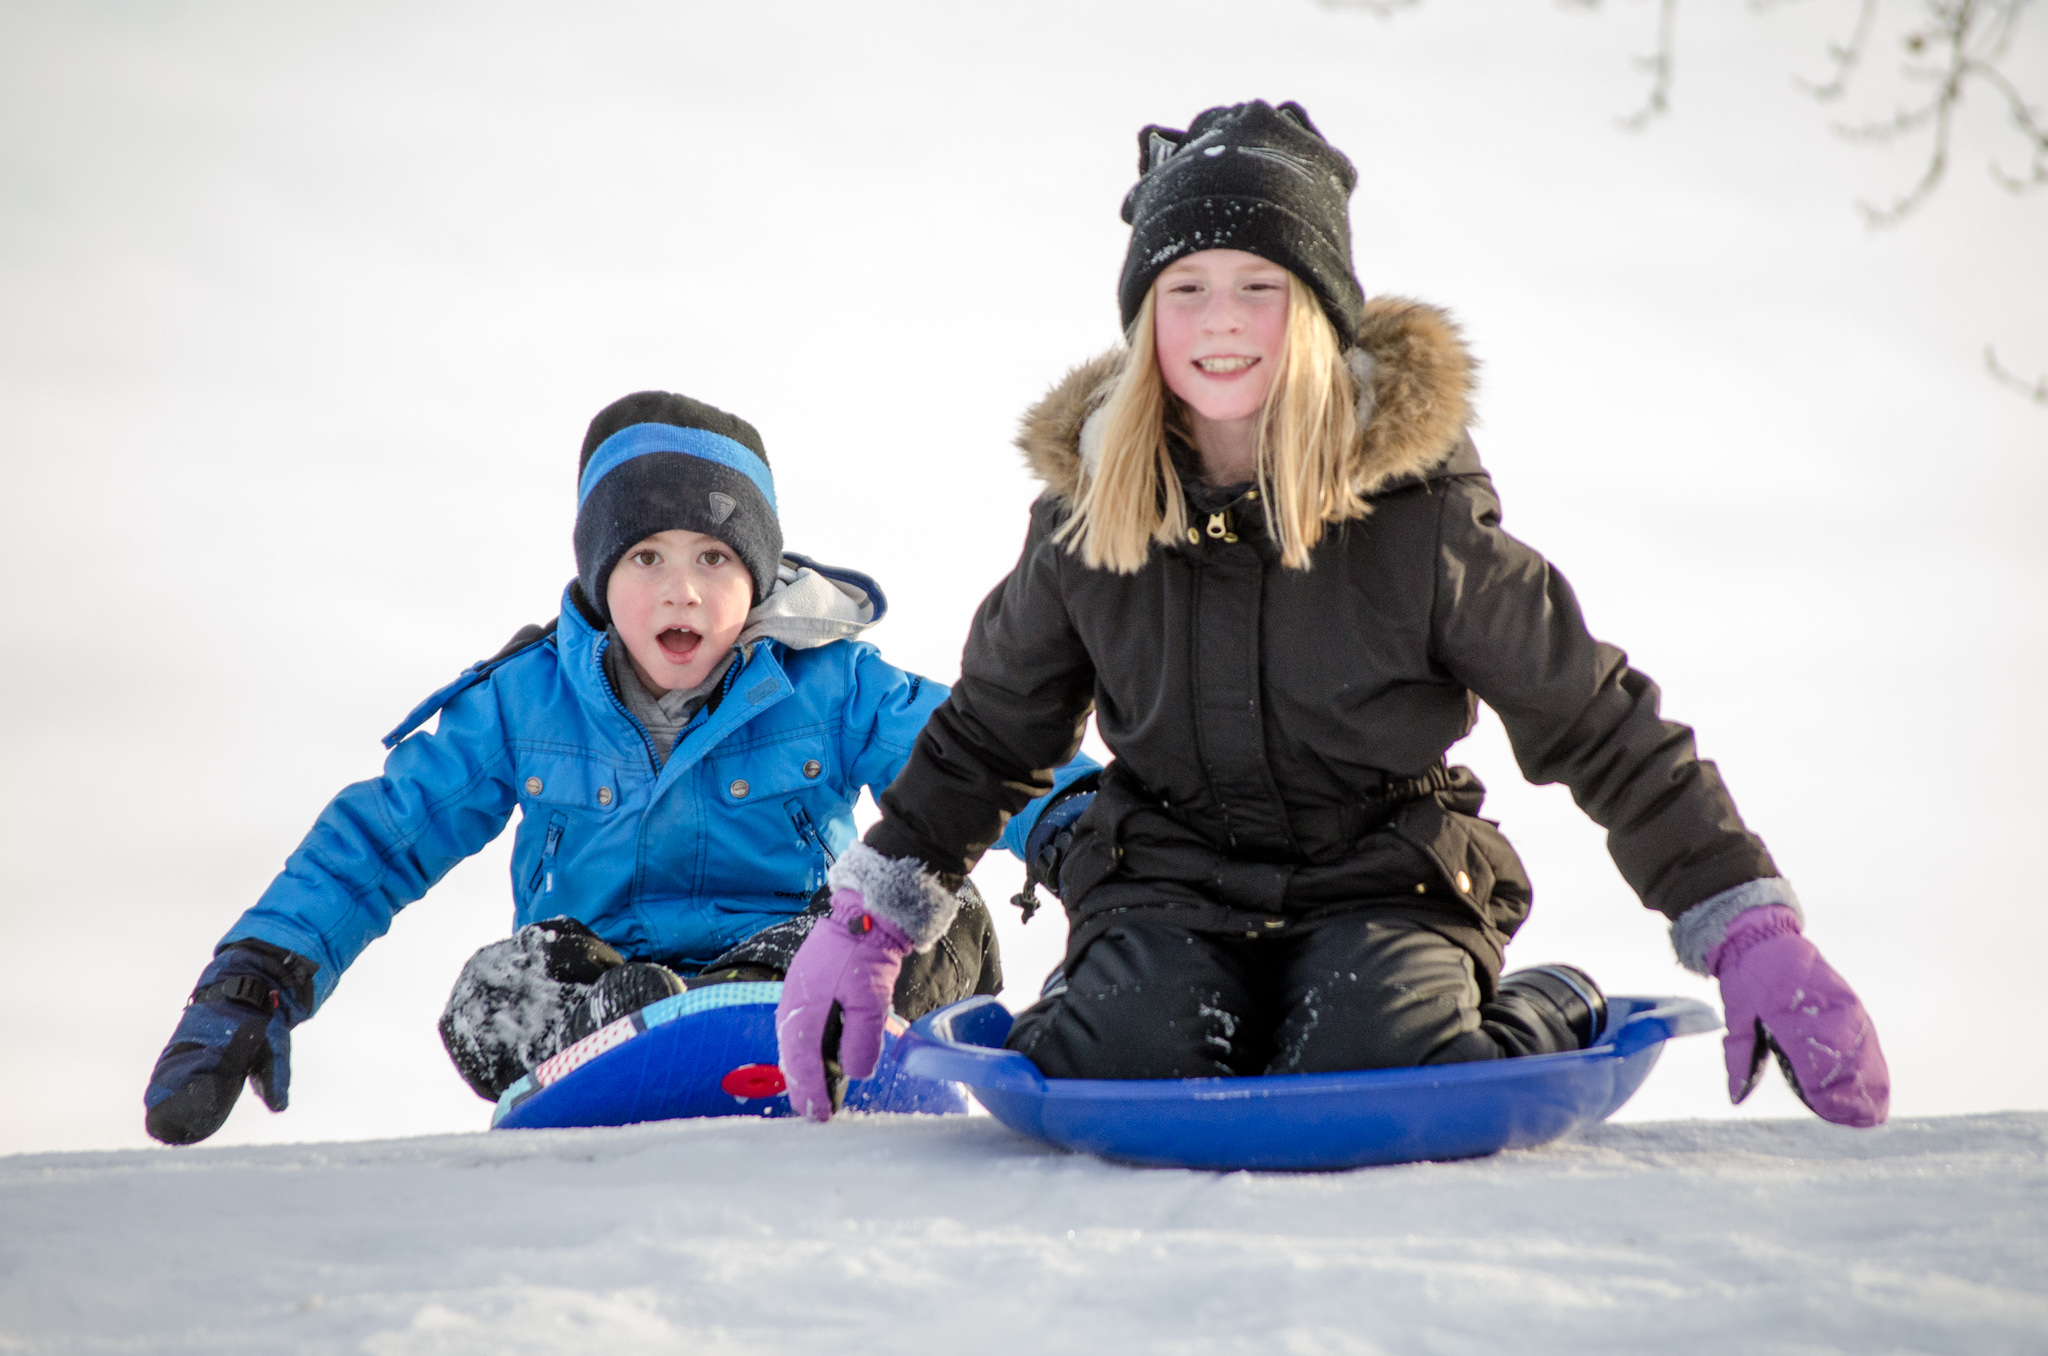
[
  {"xmin": 1669, "ymin": 877, "xmax": 1806, "ymax": 976},
  {"xmin": 827, "ymin": 842, "xmax": 963, "ymax": 952}
]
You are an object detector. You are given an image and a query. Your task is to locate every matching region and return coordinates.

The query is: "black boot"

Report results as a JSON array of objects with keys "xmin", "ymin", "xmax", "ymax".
[
  {"xmin": 1496, "ymin": 964, "xmax": 1607, "ymax": 1052},
  {"xmin": 563, "ymin": 962, "xmax": 687, "ymax": 1046}
]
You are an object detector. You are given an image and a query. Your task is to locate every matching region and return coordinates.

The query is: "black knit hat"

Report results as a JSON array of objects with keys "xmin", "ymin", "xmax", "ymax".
[
  {"xmin": 573, "ymin": 391, "xmax": 782, "ymax": 617},
  {"xmin": 1118, "ymin": 100, "xmax": 1364, "ymax": 342}
]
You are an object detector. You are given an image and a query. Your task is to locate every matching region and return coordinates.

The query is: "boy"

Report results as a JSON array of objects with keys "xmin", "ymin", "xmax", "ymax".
[{"xmin": 144, "ymin": 391, "xmax": 1097, "ymax": 1144}]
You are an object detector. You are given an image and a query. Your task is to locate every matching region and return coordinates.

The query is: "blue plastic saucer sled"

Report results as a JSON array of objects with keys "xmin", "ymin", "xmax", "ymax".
[
  {"xmin": 491, "ymin": 982, "xmax": 970, "ymax": 1130},
  {"xmin": 894, "ymin": 993, "xmax": 1721, "ymax": 1171}
]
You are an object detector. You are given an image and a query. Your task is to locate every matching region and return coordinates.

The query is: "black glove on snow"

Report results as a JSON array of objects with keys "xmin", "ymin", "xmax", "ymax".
[{"xmin": 144, "ymin": 940, "xmax": 318, "ymax": 1145}]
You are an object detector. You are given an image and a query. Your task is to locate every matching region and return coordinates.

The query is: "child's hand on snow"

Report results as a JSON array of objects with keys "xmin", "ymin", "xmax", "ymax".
[
  {"xmin": 774, "ymin": 889, "xmax": 915, "ymax": 1120},
  {"xmin": 1709, "ymin": 905, "xmax": 1889, "ymax": 1127},
  {"xmin": 144, "ymin": 940, "xmax": 317, "ymax": 1144}
]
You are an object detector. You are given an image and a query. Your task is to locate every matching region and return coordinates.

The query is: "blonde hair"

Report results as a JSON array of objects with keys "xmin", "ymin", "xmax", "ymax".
[{"xmin": 1056, "ymin": 274, "xmax": 1363, "ymax": 573}]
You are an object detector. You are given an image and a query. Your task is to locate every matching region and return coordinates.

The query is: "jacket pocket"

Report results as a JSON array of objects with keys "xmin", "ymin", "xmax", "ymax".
[
  {"xmin": 1389, "ymin": 779, "xmax": 1529, "ymax": 938},
  {"xmin": 514, "ymin": 751, "xmax": 624, "ymax": 813},
  {"xmin": 709, "ymin": 735, "xmax": 832, "ymax": 806}
]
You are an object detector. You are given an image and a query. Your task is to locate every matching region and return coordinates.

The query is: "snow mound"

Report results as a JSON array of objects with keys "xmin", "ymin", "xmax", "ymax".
[{"xmin": 2, "ymin": 1112, "xmax": 2042, "ymax": 1354}]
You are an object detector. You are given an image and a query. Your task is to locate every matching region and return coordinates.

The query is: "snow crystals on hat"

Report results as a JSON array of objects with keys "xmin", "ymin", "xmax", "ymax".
[{"xmin": 1117, "ymin": 100, "xmax": 1365, "ymax": 342}]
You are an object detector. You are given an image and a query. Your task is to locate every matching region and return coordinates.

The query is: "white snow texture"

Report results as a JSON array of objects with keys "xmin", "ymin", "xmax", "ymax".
[{"xmin": 2, "ymin": 1112, "xmax": 2043, "ymax": 1354}]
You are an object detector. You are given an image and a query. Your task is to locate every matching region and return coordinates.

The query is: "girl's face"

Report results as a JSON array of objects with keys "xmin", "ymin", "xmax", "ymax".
[
  {"xmin": 1152, "ymin": 249, "xmax": 1292, "ymax": 425},
  {"xmin": 605, "ymin": 529, "xmax": 754, "ymax": 694}
]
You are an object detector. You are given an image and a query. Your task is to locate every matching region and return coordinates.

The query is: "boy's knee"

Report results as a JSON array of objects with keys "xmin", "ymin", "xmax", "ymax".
[{"xmin": 438, "ymin": 917, "xmax": 627, "ymax": 1101}]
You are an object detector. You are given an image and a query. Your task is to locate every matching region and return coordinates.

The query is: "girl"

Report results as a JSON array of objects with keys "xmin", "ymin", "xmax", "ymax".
[{"xmin": 775, "ymin": 101, "xmax": 1888, "ymax": 1128}]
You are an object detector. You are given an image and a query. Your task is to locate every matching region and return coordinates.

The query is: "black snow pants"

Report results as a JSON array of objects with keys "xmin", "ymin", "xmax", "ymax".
[
  {"xmin": 1004, "ymin": 914, "xmax": 1576, "ymax": 1080},
  {"xmin": 439, "ymin": 887, "xmax": 1002, "ymax": 1100}
]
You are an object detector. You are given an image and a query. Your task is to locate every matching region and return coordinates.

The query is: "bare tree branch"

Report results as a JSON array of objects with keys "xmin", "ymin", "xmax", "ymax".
[
  {"xmin": 1797, "ymin": 0, "xmax": 1881, "ymax": 100},
  {"xmin": 1986, "ymin": 346, "xmax": 2048, "ymax": 402},
  {"xmin": 1322, "ymin": 0, "xmax": 2045, "ymax": 222},
  {"xmin": 1316, "ymin": 0, "xmax": 2046, "ymax": 404},
  {"xmin": 1619, "ymin": 0, "xmax": 1682, "ymax": 127}
]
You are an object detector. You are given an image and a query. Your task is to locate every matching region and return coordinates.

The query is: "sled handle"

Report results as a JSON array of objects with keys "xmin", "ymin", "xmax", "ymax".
[
  {"xmin": 899, "ymin": 996, "xmax": 1048, "ymax": 1093},
  {"xmin": 1607, "ymin": 996, "xmax": 1722, "ymax": 1057}
]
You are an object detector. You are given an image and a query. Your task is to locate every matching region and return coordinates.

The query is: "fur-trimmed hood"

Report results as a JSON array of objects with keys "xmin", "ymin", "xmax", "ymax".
[{"xmin": 1014, "ymin": 297, "xmax": 1475, "ymax": 503}]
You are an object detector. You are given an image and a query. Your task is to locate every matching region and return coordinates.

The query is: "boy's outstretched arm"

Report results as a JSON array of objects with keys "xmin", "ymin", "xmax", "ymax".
[
  {"xmin": 145, "ymin": 670, "xmax": 524, "ymax": 1144},
  {"xmin": 225, "ymin": 676, "xmax": 524, "ymax": 1004}
]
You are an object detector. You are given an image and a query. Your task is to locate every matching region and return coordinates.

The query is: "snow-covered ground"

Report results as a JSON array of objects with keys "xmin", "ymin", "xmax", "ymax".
[
  {"xmin": 4, "ymin": 1110, "xmax": 2043, "ymax": 1354},
  {"xmin": 2, "ymin": 5, "xmax": 2045, "ymax": 1347}
]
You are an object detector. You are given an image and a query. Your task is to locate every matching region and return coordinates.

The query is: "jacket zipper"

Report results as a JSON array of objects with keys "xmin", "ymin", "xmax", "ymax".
[
  {"xmin": 594, "ymin": 634, "xmax": 663, "ymax": 772},
  {"xmin": 526, "ymin": 812, "xmax": 567, "ymax": 900},
  {"xmin": 785, "ymin": 798, "xmax": 836, "ymax": 891}
]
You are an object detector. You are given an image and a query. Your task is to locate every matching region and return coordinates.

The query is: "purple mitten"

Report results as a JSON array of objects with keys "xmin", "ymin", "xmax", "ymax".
[
  {"xmin": 1709, "ymin": 904, "xmax": 1889, "ymax": 1127},
  {"xmin": 775, "ymin": 887, "xmax": 914, "ymax": 1121}
]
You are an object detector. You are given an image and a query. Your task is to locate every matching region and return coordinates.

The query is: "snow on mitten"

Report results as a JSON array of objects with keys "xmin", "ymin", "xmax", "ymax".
[
  {"xmin": 145, "ymin": 940, "xmax": 317, "ymax": 1145},
  {"xmin": 438, "ymin": 917, "xmax": 626, "ymax": 1100},
  {"xmin": 1709, "ymin": 905, "xmax": 1889, "ymax": 1127}
]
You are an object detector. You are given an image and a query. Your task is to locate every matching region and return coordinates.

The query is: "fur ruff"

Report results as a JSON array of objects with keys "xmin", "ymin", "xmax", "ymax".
[
  {"xmin": 826, "ymin": 842, "xmax": 960, "ymax": 952},
  {"xmin": 1669, "ymin": 877, "xmax": 1806, "ymax": 976},
  {"xmin": 1014, "ymin": 297, "xmax": 1477, "ymax": 504}
]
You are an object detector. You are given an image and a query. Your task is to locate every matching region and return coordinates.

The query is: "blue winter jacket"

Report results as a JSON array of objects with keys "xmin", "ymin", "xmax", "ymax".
[{"xmin": 224, "ymin": 562, "xmax": 1095, "ymax": 1011}]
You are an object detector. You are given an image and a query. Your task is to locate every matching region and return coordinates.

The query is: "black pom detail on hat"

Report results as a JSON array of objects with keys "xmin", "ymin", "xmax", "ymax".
[{"xmin": 1117, "ymin": 100, "xmax": 1364, "ymax": 341}]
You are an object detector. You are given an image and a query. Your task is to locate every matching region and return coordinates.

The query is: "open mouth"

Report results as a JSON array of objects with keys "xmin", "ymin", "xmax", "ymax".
[
  {"xmin": 1194, "ymin": 355, "xmax": 1259, "ymax": 375},
  {"xmin": 655, "ymin": 627, "xmax": 702, "ymax": 663}
]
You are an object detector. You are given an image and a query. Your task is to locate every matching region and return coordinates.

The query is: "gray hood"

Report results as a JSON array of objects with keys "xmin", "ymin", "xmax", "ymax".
[{"xmin": 738, "ymin": 555, "xmax": 884, "ymax": 652}]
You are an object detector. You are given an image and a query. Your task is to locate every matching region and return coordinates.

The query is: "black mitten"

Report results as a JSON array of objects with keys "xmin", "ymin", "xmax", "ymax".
[{"xmin": 144, "ymin": 940, "xmax": 318, "ymax": 1146}]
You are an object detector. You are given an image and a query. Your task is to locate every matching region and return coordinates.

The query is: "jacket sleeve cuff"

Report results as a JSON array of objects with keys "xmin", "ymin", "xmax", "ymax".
[
  {"xmin": 827, "ymin": 841, "xmax": 963, "ymax": 952},
  {"xmin": 1669, "ymin": 877, "xmax": 1805, "ymax": 976}
]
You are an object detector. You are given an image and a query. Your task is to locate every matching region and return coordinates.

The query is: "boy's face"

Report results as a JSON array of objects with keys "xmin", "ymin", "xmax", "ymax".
[{"xmin": 605, "ymin": 529, "xmax": 754, "ymax": 695}]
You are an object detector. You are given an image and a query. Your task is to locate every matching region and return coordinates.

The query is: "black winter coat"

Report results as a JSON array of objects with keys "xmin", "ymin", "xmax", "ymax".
[{"xmin": 869, "ymin": 299, "xmax": 1777, "ymax": 984}]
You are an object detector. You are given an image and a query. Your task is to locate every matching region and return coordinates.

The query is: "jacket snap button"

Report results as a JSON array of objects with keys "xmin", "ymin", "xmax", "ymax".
[
  {"xmin": 597, "ymin": 787, "xmax": 612, "ymax": 806},
  {"xmin": 730, "ymin": 779, "xmax": 750, "ymax": 798},
  {"xmin": 1456, "ymin": 870, "xmax": 1472, "ymax": 894},
  {"xmin": 1414, "ymin": 882, "xmax": 1427, "ymax": 894},
  {"xmin": 802, "ymin": 760, "xmax": 822, "ymax": 779},
  {"xmin": 525, "ymin": 776, "xmax": 543, "ymax": 796}
]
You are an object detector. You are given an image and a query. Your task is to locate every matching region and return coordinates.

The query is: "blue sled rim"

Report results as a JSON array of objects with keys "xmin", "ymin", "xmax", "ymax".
[
  {"xmin": 492, "ymin": 981, "xmax": 971, "ymax": 1130},
  {"xmin": 897, "ymin": 993, "xmax": 1721, "ymax": 1171}
]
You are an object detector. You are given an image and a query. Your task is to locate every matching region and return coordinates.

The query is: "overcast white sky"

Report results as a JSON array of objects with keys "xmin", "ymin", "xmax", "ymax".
[{"xmin": 1, "ymin": 0, "xmax": 2043, "ymax": 1156}]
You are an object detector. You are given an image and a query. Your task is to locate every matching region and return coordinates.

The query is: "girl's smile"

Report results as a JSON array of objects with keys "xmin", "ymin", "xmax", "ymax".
[{"xmin": 1152, "ymin": 248, "xmax": 1294, "ymax": 483}]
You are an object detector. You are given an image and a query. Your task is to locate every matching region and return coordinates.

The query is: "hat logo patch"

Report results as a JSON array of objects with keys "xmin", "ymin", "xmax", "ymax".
[
  {"xmin": 1146, "ymin": 131, "xmax": 1180, "ymax": 170},
  {"xmin": 707, "ymin": 492, "xmax": 736, "ymax": 524}
]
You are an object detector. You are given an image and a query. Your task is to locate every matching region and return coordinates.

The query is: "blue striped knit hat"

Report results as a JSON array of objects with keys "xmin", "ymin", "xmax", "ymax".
[{"xmin": 573, "ymin": 391, "xmax": 782, "ymax": 616}]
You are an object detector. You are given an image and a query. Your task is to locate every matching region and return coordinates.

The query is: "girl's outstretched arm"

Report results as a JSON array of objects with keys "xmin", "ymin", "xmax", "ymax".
[
  {"xmin": 1429, "ymin": 467, "xmax": 1886, "ymax": 1124},
  {"xmin": 866, "ymin": 499, "xmax": 1099, "ymax": 875}
]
